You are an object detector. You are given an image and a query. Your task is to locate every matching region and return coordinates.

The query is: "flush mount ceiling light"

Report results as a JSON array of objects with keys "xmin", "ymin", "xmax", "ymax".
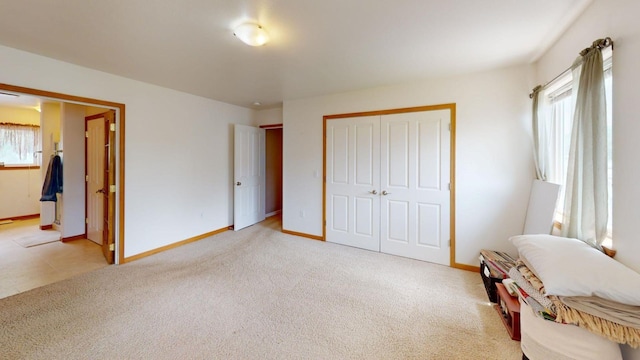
[{"xmin": 233, "ymin": 23, "xmax": 269, "ymax": 46}]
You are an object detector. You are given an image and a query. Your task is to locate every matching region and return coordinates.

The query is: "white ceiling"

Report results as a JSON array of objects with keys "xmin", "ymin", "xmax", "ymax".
[
  {"xmin": 0, "ymin": 0, "xmax": 591, "ymax": 109},
  {"xmin": 0, "ymin": 92, "xmax": 42, "ymax": 110}
]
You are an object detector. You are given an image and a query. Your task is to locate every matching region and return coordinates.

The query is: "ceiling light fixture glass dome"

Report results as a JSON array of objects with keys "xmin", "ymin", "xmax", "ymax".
[{"xmin": 233, "ymin": 23, "xmax": 269, "ymax": 46}]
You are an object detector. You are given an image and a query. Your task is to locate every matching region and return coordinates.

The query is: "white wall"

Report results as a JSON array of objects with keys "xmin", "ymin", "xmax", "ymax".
[
  {"xmin": 0, "ymin": 44, "xmax": 254, "ymax": 258},
  {"xmin": 0, "ymin": 106, "xmax": 40, "ymax": 125},
  {"xmin": 283, "ymin": 64, "xmax": 535, "ymax": 266},
  {"xmin": 0, "ymin": 106, "xmax": 41, "ymax": 219},
  {"xmin": 39, "ymin": 102, "xmax": 61, "ymax": 226},
  {"xmin": 0, "ymin": 169, "xmax": 41, "ymax": 219},
  {"xmin": 534, "ymin": 1, "xmax": 640, "ymax": 357},
  {"xmin": 60, "ymin": 103, "xmax": 86, "ymax": 238},
  {"xmin": 255, "ymin": 107, "xmax": 283, "ymax": 126}
]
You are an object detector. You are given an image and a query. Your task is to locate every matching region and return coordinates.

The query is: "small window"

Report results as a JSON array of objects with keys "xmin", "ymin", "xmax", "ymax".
[{"xmin": 0, "ymin": 123, "xmax": 41, "ymax": 167}]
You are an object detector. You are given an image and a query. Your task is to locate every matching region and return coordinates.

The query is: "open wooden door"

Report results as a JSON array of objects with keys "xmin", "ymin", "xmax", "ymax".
[
  {"xmin": 85, "ymin": 110, "xmax": 115, "ymax": 264},
  {"xmin": 104, "ymin": 110, "xmax": 116, "ymax": 263},
  {"xmin": 86, "ymin": 115, "xmax": 106, "ymax": 247}
]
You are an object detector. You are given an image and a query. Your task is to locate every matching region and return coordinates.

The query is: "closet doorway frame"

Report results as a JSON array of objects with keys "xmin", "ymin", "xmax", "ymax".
[
  {"xmin": 0, "ymin": 82, "xmax": 126, "ymax": 264},
  {"xmin": 323, "ymin": 103, "xmax": 470, "ymax": 271}
]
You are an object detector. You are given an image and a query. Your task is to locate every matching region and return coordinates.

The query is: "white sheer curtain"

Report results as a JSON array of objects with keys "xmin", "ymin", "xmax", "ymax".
[
  {"xmin": 531, "ymin": 85, "xmax": 549, "ymax": 181},
  {"xmin": 0, "ymin": 123, "xmax": 41, "ymax": 165},
  {"xmin": 561, "ymin": 41, "xmax": 609, "ymax": 248}
]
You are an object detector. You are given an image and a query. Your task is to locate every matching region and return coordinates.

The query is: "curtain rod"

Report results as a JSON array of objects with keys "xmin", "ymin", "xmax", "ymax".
[
  {"xmin": 0, "ymin": 122, "xmax": 40, "ymax": 128},
  {"xmin": 529, "ymin": 37, "xmax": 613, "ymax": 99}
]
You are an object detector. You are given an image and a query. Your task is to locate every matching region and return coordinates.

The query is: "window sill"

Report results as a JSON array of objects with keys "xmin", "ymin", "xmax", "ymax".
[
  {"xmin": 553, "ymin": 220, "xmax": 614, "ymax": 254},
  {"xmin": 0, "ymin": 165, "xmax": 40, "ymax": 170}
]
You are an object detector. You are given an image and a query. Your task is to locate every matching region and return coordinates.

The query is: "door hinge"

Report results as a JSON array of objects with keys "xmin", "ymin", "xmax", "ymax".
[
  {"xmin": 110, "ymin": 123, "xmax": 116, "ymax": 132},
  {"xmin": 85, "ymin": 218, "xmax": 89, "ymax": 224},
  {"xmin": 85, "ymin": 131, "xmax": 89, "ymax": 138},
  {"xmin": 109, "ymin": 185, "xmax": 116, "ymax": 193},
  {"xmin": 448, "ymin": 183, "xmax": 451, "ymax": 191},
  {"xmin": 85, "ymin": 175, "xmax": 89, "ymax": 182},
  {"xmin": 448, "ymin": 123, "xmax": 451, "ymax": 131},
  {"xmin": 448, "ymin": 239, "xmax": 451, "ymax": 247},
  {"xmin": 109, "ymin": 243, "xmax": 115, "ymax": 251}
]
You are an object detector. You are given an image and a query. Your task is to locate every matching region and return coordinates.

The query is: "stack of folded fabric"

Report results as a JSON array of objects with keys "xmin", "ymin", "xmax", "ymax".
[
  {"xmin": 508, "ymin": 234, "xmax": 640, "ymax": 349},
  {"xmin": 480, "ymin": 249, "xmax": 516, "ymax": 279},
  {"xmin": 507, "ymin": 263, "xmax": 556, "ymax": 322}
]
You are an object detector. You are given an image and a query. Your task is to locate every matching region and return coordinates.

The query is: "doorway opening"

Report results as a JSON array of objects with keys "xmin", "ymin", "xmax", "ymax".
[
  {"xmin": 232, "ymin": 122, "xmax": 282, "ymax": 232},
  {"xmin": 262, "ymin": 124, "xmax": 283, "ymax": 219},
  {"xmin": 0, "ymin": 83, "xmax": 125, "ymax": 270}
]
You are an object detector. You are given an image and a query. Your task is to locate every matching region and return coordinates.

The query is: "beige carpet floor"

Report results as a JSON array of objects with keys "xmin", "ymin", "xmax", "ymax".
[{"xmin": 0, "ymin": 217, "xmax": 521, "ymax": 359}]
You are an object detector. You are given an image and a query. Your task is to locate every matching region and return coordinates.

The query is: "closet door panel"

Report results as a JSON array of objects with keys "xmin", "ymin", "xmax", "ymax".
[
  {"xmin": 387, "ymin": 121, "xmax": 409, "ymax": 188},
  {"xmin": 380, "ymin": 110, "xmax": 450, "ymax": 265},
  {"xmin": 326, "ymin": 116, "xmax": 380, "ymax": 251},
  {"xmin": 387, "ymin": 200, "xmax": 409, "ymax": 243},
  {"xmin": 331, "ymin": 195, "xmax": 349, "ymax": 232},
  {"xmin": 417, "ymin": 203, "xmax": 441, "ymax": 247},
  {"xmin": 331, "ymin": 126, "xmax": 349, "ymax": 184},
  {"xmin": 417, "ymin": 120, "xmax": 442, "ymax": 190}
]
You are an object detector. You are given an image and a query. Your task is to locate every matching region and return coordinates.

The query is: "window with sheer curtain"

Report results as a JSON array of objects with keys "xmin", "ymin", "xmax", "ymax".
[
  {"xmin": 0, "ymin": 122, "xmax": 41, "ymax": 166},
  {"xmin": 544, "ymin": 53, "xmax": 613, "ymax": 245}
]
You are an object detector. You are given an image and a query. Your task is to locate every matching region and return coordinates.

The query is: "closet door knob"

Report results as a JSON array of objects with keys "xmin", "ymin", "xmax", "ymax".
[
  {"xmin": 236, "ymin": 182, "xmax": 242, "ymax": 186},
  {"xmin": 382, "ymin": 190, "xmax": 391, "ymax": 196},
  {"xmin": 369, "ymin": 190, "xmax": 377, "ymax": 195}
]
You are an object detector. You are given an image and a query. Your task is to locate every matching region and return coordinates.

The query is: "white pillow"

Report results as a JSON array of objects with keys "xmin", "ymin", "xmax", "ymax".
[{"xmin": 509, "ymin": 234, "xmax": 640, "ymax": 306}]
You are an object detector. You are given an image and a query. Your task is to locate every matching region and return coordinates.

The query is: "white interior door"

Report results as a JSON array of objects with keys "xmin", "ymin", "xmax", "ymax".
[
  {"xmin": 380, "ymin": 110, "xmax": 450, "ymax": 265},
  {"xmin": 325, "ymin": 116, "xmax": 380, "ymax": 251},
  {"xmin": 86, "ymin": 117, "xmax": 106, "ymax": 245},
  {"xmin": 234, "ymin": 124, "xmax": 266, "ymax": 231}
]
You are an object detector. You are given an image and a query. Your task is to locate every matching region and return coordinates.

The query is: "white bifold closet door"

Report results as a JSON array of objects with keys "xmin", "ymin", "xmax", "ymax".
[
  {"xmin": 326, "ymin": 116, "xmax": 381, "ymax": 251},
  {"xmin": 326, "ymin": 109, "xmax": 450, "ymax": 265}
]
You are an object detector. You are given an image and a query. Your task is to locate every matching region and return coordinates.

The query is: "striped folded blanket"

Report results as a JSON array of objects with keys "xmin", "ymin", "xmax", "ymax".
[
  {"xmin": 508, "ymin": 266, "xmax": 556, "ymax": 318},
  {"xmin": 515, "ymin": 259, "xmax": 640, "ymax": 348}
]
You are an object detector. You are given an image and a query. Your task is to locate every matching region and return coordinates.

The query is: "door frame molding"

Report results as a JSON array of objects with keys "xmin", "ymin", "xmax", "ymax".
[
  {"xmin": 323, "ymin": 103, "xmax": 466, "ymax": 270},
  {"xmin": 0, "ymin": 82, "xmax": 126, "ymax": 264}
]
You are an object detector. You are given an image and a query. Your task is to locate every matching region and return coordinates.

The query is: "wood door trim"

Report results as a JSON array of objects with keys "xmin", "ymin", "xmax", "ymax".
[
  {"xmin": 62, "ymin": 234, "xmax": 87, "ymax": 242},
  {"xmin": 84, "ymin": 117, "xmax": 87, "ymax": 241},
  {"xmin": 324, "ymin": 103, "xmax": 456, "ymax": 120},
  {"xmin": 0, "ymin": 166, "xmax": 41, "ymax": 170},
  {"xmin": 122, "ymin": 226, "xmax": 229, "ymax": 263},
  {"xmin": 281, "ymin": 229, "xmax": 324, "ymax": 241},
  {"xmin": 0, "ymin": 213, "xmax": 39, "ymax": 222},
  {"xmin": 106, "ymin": 111, "xmax": 116, "ymax": 264},
  {"xmin": 259, "ymin": 123, "xmax": 283, "ymax": 129},
  {"xmin": 0, "ymin": 83, "xmax": 126, "ymax": 264},
  {"xmin": 0, "ymin": 83, "xmax": 124, "ymax": 109},
  {"xmin": 322, "ymin": 103, "xmax": 460, "ymax": 267},
  {"xmin": 452, "ymin": 263, "xmax": 480, "ymax": 273},
  {"xmin": 85, "ymin": 112, "xmax": 109, "ymax": 121}
]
